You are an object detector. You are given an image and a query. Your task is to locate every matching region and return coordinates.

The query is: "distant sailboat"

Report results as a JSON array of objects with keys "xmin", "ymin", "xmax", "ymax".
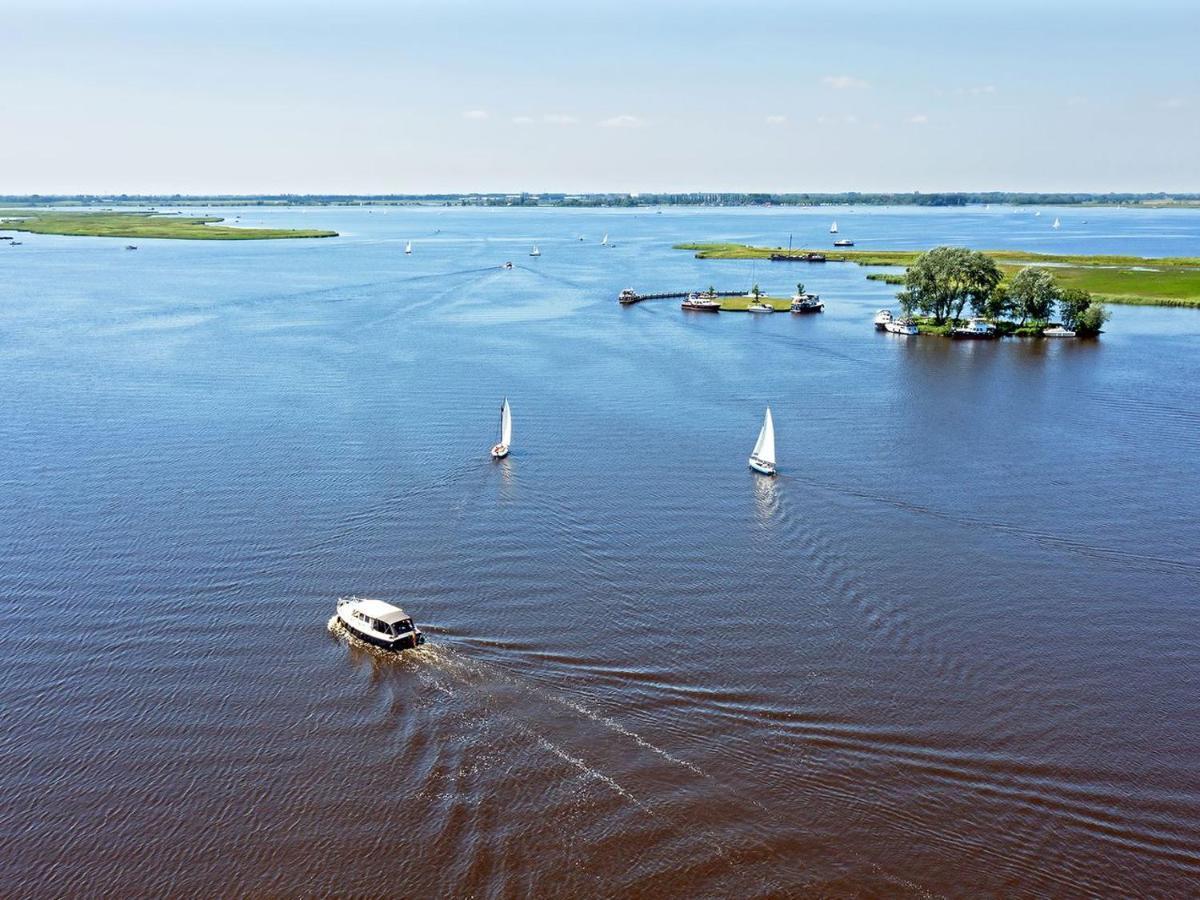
[
  {"xmin": 1052, "ymin": 217, "xmax": 1061, "ymax": 229},
  {"xmin": 490, "ymin": 398, "xmax": 512, "ymax": 459},
  {"xmin": 601, "ymin": 232, "xmax": 609, "ymax": 246},
  {"xmin": 748, "ymin": 406, "xmax": 777, "ymax": 476},
  {"xmin": 530, "ymin": 244, "xmax": 541, "ymax": 257},
  {"xmin": 829, "ymin": 221, "xmax": 839, "ymax": 234},
  {"xmin": 405, "ymin": 241, "xmax": 413, "ymax": 254}
]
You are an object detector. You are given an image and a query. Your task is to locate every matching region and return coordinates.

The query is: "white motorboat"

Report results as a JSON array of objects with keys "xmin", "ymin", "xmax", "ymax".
[
  {"xmin": 490, "ymin": 397, "xmax": 512, "ymax": 459},
  {"xmin": 681, "ymin": 292, "xmax": 721, "ymax": 311},
  {"xmin": 530, "ymin": 244, "xmax": 541, "ymax": 257},
  {"xmin": 748, "ymin": 406, "xmax": 777, "ymax": 476},
  {"xmin": 790, "ymin": 292, "xmax": 824, "ymax": 313},
  {"xmin": 405, "ymin": 241, "xmax": 412, "ymax": 255},
  {"xmin": 1043, "ymin": 325, "xmax": 1077, "ymax": 337},
  {"xmin": 885, "ymin": 317, "xmax": 920, "ymax": 335},
  {"xmin": 952, "ymin": 317, "xmax": 997, "ymax": 339},
  {"xmin": 335, "ymin": 597, "xmax": 424, "ymax": 651},
  {"xmin": 874, "ymin": 309, "xmax": 894, "ymax": 330},
  {"xmin": 746, "ymin": 302, "xmax": 775, "ymax": 313}
]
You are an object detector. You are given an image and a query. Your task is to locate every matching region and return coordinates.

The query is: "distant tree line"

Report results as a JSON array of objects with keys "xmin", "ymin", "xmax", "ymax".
[
  {"xmin": 898, "ymin": 247, "xmax": 1110, "ymax": 335},
  {"xmin": 4, "ymin": 191, "xmax": 1198, "ymax": 209}
]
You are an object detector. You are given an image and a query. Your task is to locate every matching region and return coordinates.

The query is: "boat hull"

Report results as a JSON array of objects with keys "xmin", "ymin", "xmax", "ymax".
[
  {"xmin": 681, "ymin": 303, "xmax": 720, "ymax": 312},
  {"xmin": 336, "ymin": 611, "xmax": 424, "ymax": 652},
  {"xmin": 491, "ymin": 444, "xmax": 509, "ymax": 459},
  {"xmin": 791, "ymin": 304, "xmax": 824, "ymax": 314},
  {"xmin": 748, "ymin": 457, "xmax": 776, "ymax": 476}
]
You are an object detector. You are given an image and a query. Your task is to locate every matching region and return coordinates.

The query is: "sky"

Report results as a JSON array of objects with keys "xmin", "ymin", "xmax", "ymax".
[{"xmin": 3, "ymin": 0, "xmax": 1198, "ymax": 194}]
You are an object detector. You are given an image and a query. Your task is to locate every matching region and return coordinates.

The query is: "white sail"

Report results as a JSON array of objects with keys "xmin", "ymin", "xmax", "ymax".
[
  {"xmin": 500, "ymin": 398, "xmax": 512, "ymax": 447},
  {"xmin": 601, "ymin": 232, "xmax": 609, "ymax": 245},
  {"xmin": 405, "ymin": 241, "xmax": 412, "ymax": 254},
  {"xmin": 1052, "ymin": 217, "xmax": 1061, "ymax": 229},
  {"xmin": 752, "ymin": 407, "xmax": 775, "ymax": 465},
  {"xmin": 829, "ymin": 221, "xmax": 838, "ymax": 234}
]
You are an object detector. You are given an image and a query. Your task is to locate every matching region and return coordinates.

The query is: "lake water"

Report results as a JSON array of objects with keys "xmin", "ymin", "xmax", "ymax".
[{"xmin": 3, "ymin": 205, "xmax": 1199, "ymax": 896}]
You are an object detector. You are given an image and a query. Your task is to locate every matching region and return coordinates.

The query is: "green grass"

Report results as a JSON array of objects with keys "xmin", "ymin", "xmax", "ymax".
[
  {"xmin": 717, "ymin": 295, "xmax": 791, "ymax": 311},
  {"xmin": 0, "ymin": 209, "xmax": 337, "ymax": 240},
  {"xmin": 675, "ymin": 242, "xmax": 1200, "ymax": 307}
]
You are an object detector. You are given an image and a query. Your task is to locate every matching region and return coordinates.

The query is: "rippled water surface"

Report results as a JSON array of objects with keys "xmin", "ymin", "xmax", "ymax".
[{"xmin": 3, "ymin": 206, "xmax": 1199, "ymax": 896}]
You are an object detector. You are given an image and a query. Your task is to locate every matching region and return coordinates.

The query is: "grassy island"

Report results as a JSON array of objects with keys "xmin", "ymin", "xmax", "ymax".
[
  {"xmin": 717, "ymin": 295, "xmax": 790, "ymax": 311},
  {"xmin": 675, "ymin": 242, "xmax": 1200, "ymax": 308},
  {"xmin": 0, "ymin": 209, "xmax": 338, "ymax": 240}
]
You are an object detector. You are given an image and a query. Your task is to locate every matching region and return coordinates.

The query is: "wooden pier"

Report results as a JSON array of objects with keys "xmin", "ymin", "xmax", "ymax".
[{"xmin": 618, "ymin": 288, "xmax": 747, "ymax": 305}]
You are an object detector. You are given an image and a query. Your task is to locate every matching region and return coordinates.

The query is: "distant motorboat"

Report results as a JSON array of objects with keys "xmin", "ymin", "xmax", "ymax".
[
  {"xmin": 791, "ymin": 292, "xmax": 824, "ymax": 313},
  {"xmin": 682, "ymin": 292, "xmax": 721, "ymax": 312},
  {"xmin": 746, "ymin": 301, "xmax": 775, "ymax": 313},
  {"xmin": 336, "ymin": 597, "xmax": 424, "ymax": 651},
  {"xmin": 1043, "ymin": 325, "xmax": 1077, "ymax": 338},
  {"xmin": 1052, "ymin": 217, "xmax": 1061, "ymax": 229},
  {"xmin": 952, "ymin": 317, "xmax": 997, "ymax": 339},
  {"xmin": 874, "ymin": 309, "xmax": 894, "ymax": 330},
  {"xmin": 405, "ymin": 241, "xmax": 413, "ymax": 254},
  {"xmin": 529, "ymin": 244, "xmax": 541, "ymax": 257},
  {"xmin": 829, "ymin": 220, "xmax": 839, "ymax": 234},
  {"xmin": 885, "ymin": 318, "xmax": 920, "ymax": 335},
  {"xmin": 833, "ymin": 239, "xmax": 854, "ymax": 247},
  {"xmin": 748, "ymin": 406, "xmax": 777, "ymax": 476},
  {"xmin": 491, "ymin": 397, "xmax": 512, "ymax": 459},
  {"xmin": 125, "ymin": 245, "xmax": 137, "ymax": 250},
  {"xmin": 503, "ymin": 261, "xmax": 513, "ymax": 269}
]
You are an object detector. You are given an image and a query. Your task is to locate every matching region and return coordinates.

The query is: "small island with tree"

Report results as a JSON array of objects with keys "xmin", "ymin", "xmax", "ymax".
[{"xmin": 898, "ymin": 246, "xmax": 1111, "ymax": 337}]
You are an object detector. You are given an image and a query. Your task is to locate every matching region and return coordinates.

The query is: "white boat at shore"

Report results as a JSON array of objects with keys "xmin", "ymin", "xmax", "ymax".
[
  {"xmin": 1043, "ymin": 325, "xmax": 1077, "ymax": 337},
  {"xmin": 885, "ymin": 317, "xmax": 920, "ymax": 335},
  {"xmin": 952, "ymin": 317, "xmax": 997, "ymax": 339},
  {"xmin": 747, "ymin": 302, "xmax": 775, "ymax": 313},
  {"xmin": 791, "ymin": 292, "xmax": 823, "ymax": 313},
  {"xmin": 748, "ymin": 406, "xmax": 777, "ymax": 476},
  {"xmin": 490, "ymin": 397, "xmax": 512, "ymax": 459},
  {"xmin": 874, "ymin": 309, "xmax": 894, "ymax": 330},
  {"xmin": 335, "ymin": 597, "xmax": 424, "ymax": 651}
]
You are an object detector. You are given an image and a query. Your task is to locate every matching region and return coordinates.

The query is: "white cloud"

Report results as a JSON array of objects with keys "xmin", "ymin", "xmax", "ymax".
[
  {"xmin": 765, "ymin": 115, "xmax": 787, "ymax": 125},
  {"xmin": 821, "ymin": 74, "xmax": 869, "ymax": 90},
  {"xmin": 1159, "ymin": 97, "xmax": 1186, "ymax": 109},
  {"xmin": 511, "ymin": 115, "xmax": 534, "ymax": 124},
  {"xmin": 598, "ymin": 114, "xmax": 643, "ymax": 128},
  {"xmin": 543, "ymin": 113, "xmax": 579, "ymax": 125},
  {"xmin": 908, "ymin": 114, "xmax": 929, "ymax": 125},
  {"xmin": 462, "ymin": 109, "xmax": 489, "ymax": 120}
]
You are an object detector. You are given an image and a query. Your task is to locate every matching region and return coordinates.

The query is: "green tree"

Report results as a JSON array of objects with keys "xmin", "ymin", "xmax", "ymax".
[
  {"xmin": 752, "ymin": 283, "xmax": 761, "ymax": 301},
  {"xmin": 796, "ymin": 282, "xmax": 806, "ymax": 296},
  {"xmin": 974, "ymin": 282, "xmax": 1015, "ymax": 320},
  {"xmin": 1074, "ymin": 302, "xmax": 1111, "ymax": 336},
  {"xmin": 897, "ymin": 246, "xmax": 1002, "ymax": 325},
  {"xmin": 1008, "ymin": 267, "xmax": 1060, "ymax": 324},
  {"xmin": 1058, "ymin": 287, "xmax": 1092, "ymax": 330}
]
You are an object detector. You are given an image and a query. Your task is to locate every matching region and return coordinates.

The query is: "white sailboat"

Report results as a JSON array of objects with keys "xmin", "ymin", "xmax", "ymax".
[
  {"xmin": 1052, "ymin": 217, "xmax": 1061, "ymax": 229},
  {"xmin": 405, "ymin": 241, "xmax": 413, "ymax": 254},
  {"xmin": 748, "ymin": 406, "xmax": 777, "ymax": 476},
  {"xmin": 829, "ymin": 220, "xmax": 839, "ymax": 234},
  {"xmin": 601, "ymin": 232, "xmax": 609, "ymax": 246},
  {"xmin": 530, "ymin": 244, "xmax": 541, "ymax": 257},
  {"xmin": 490, "ymin": 398, "xmax": 512, "ymax": 459}
]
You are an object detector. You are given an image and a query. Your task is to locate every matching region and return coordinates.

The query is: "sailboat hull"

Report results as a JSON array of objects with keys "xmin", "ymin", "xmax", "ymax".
[
  {"xmin": 491, "ymin": 444, "xmax": 509, "ymax": 459},
  {"xmin": 748, "ymin": 457, "xmax": 776, "ymax": 476}
]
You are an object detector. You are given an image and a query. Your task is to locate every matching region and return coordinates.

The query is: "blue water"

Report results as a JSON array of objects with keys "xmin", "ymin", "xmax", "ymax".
[{"xmin": 2, "ymin": 205, "xmax": 1199, "ymax": 896}]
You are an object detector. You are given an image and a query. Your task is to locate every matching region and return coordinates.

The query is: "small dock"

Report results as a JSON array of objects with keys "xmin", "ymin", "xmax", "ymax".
[{"xmin": 618, "ymin": 288, "xmax": 747, "ymax": 305}]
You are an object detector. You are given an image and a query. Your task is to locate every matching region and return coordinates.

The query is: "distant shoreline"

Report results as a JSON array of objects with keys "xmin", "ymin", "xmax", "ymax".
[
  {"xmin": 0, "ymin": 209, "xmax": 337, "ymax": 240},
  {"xmin": 677, "ymin": 243, "xmax": 1200, "ymax": 309},
  {"xmin": 2, "ymin": 192, "xmax": 1200, "ymax": 209}
]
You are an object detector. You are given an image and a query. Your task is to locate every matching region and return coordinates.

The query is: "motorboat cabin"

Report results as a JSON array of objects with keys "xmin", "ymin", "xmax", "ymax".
[
  {"xmin": 336, "ymin": 597, "xmax": 424, "ymax": 651},
  {"xmin": 874, "ymin": 309, "xmax": 894, "ymax": 329},
  {"xmin": 952, "ymin": 317, "xmax": 998, "ymax": 339},
  {"xmin": 790, "ymin": 292, "xmax": 824, "ymax": 313}
]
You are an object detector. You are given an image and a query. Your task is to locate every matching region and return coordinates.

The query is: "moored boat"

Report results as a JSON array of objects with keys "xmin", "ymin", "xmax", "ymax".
[
  {"xmin": 682, "ymin": 292, "xmax": 721, "ymax": 311},
  {"xmin": 746, "ymin": 302, "xmax": 775, "ymax": 313},
  {"xmin": 618, "ymin": 288, "xmax": 639, "ymax": 304},
  {"xmin": 748, "ymin": 406, "xmax": 777, "ymax": 476},
  {"xmin": 491, "ymin": 397, "xmax": 512, "ymax": 459},
  {"xmin": 1043, "ymin": 325, "xmax": 1076, "ymax": 337},
  {"xmin": 790, "ymin": 292, "xmax": 824, "ymax": 313},
  {"xmin": 885, "ymin": 317, "xmax": 920, "ymax": 335},
  {"xmin": 335, "ymin": 597, "xmax": 424, "ymax": 651},
  {"xmin": 952, "ymin": 317, "xmax": 998, "ymax": 339},
  {"xmin": 874, "ymin": 309, "xmax": 894, "ymax": 330}
]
